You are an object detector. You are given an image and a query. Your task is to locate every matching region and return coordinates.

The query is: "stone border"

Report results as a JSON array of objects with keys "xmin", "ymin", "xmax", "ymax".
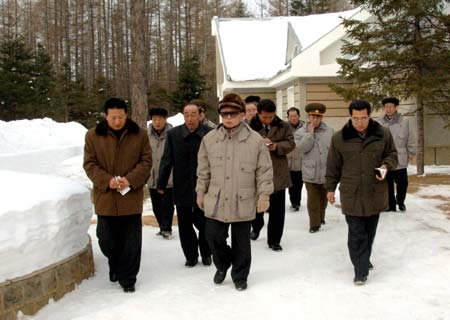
[{"xmin": 0, "ymin": 238, "xmax": 95, "ymax": 320}]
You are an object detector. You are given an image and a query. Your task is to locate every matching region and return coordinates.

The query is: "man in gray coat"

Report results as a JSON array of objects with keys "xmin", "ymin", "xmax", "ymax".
[
  {"xmin": 197, "ymin": 93, "xmax": 273, "ymax": 291},
  {"xmin": 295, "ymin": 103, "xmax": 334, "ymax": 233},
  {"xmin": 378, "ymin": 97, "xmax": 416, "ymax": 212},
  {"xmin": 147, "ymin": 108, "xmax": 174, "ymax": 239},
  {"xmin": 326, "ymin": 100, "xmax": 398, "ymax": 285},
  {"xmin": 286, "ymin": 107, "xmax": 305, "ymax": 212}
]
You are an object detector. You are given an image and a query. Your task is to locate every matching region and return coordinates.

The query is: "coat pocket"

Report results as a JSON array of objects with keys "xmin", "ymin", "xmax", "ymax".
[
  {"xmin": 372, "ymin": 182, "xmax": 388, "ymax": 212},
  {"xmin": 204, "ymin": 185, "xmax": 222, "ymax": 217},
  {"xmin": 339, "ymin": 183, "xmax": 358, "ymax": 212},
  {"xmin": 302, "ymin": 159, "xmax": 317, "ymax": 182},
  {"xmin": 237, "ymin": 188, "xmax": 257, "ymax": 221}
]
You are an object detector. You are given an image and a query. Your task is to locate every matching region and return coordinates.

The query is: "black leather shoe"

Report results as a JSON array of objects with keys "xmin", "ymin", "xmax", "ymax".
[
  {"xmin": 398, "ymin": 204, "xmax": 406, "ymax": 211},
  {"xmin": 214, "ymin": 270, "xmax": 227, "ymax": 284},
  {"xmin": 321, "ymin": 219, "xmax": 326, "ymax": 225},
  {"xmin": 354, "ymin": 275, "xmax": 367, "ymax": 285},
  {"xmin": 309, "ymin": 226, "xmax": 320, "ymax": 233},
  {"xmin": 234, "ymin": 280, "xmax": 247, "ymax": 291},
  {"xmin": 384, "ymin": 208, "xmax": 396, "ymax": 212},
  {"xmin": 202, "ymin": 256, "xmax": 212, "ymax": 266},
  {"xmin": 250, "ymin": 231, "xmax": 259, "ymax": 241},
  {"xmin": 369, "ymin": 262, "xmax": 374, "ymax": 270},
  {"xmin": 123, "ymin": 284, "xmax": 135, "ymax": 293},
  {"xmin": 270, "ymin": 244, "xmax": 283, "ymax": 251},
  {"xmin": 185, "ymin": 259, "xmax": 198, "ymax": 268}
]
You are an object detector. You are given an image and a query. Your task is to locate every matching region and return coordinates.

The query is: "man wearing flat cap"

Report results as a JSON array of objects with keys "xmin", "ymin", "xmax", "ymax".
[
  {"xmin": 196, "ymin": 93, "xmax": 273, "ymax": 291},
  {"xmin": 378, "ymin": 97, "xmax": 416, "ymax": 212},
  {"xmin": 295, "ymin": 103, "xmax": 334, "ymax": 233}
]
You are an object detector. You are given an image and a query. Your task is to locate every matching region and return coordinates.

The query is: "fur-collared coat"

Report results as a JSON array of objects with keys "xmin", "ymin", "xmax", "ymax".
[
  {"xmin": 83, "ymin": 119, "xmax": 152, "ymax": 216},
  {"xmin": 325, "ymin": 119, "xmax": 398, "ymax": 216}
]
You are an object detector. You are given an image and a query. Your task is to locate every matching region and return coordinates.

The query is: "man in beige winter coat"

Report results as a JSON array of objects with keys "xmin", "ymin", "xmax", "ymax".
[{"xmin": 196, "ymin": 93, "xmax": 273, "ymax": 291}]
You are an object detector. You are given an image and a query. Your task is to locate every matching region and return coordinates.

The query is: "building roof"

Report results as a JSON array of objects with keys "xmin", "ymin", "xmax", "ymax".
[{"xmin": 213, "ymin": 8, "xmax": 360, "ymax": 82}]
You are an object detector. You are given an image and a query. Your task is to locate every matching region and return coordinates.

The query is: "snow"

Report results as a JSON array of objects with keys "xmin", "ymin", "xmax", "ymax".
[
  {"xmin": 25, "ymin": 183, "xmax": 450, "ymax": 320},
  {"xmin": 0, "ymin": 170, "xmax": 91, "ymax": 282},
  {"xmin": 2, "ymin": 117, "xmax": 450, "ymax": 319},
  {"xmin": 0, "ymin": 118, "xmax": 91, "ymax": 282},
  {"xmin": 216, "ymin": 9, "xmax": 359, "ymax": 81}
]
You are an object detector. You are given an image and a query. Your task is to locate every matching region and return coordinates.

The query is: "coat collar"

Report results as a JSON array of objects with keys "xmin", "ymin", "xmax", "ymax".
[
  {"xmin": 149, "ymin": 123, "xmax": 172, "ymax": 139},
  {"xmin": 95, "ymin": 118, "xmax": 140, "ymax": 136},
  {"xmin": 216, "ymin": 122, "xmax": 251, "ymax": 142},
  {"xmin": 342, "ymin": 118, "xmax": 383, "ymax": 141},
  {"xmin": 181, "ymin": 123, "xmax": 210, "ymax": 138},
  {"xmin": 382, "ymin": 112, "xmax": 402, "ymax": 125},
  {"xmin": 250, "ymin": 114, "xmax": 283, "ymax": 131}
]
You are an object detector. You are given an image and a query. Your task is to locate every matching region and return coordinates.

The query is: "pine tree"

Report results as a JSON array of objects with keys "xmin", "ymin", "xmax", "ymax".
[
  {"xmin": 228, "ymin": 0, "xmax": 251, "ymax": 17},
  {"xmin": 331, "ymin": 0, "xmax": 450, "ymax": 175},
  {"xmin": 32, "ymin": 43, "xmax": 61, "ymax": 119},
  {"xmin": 172, "ymin": 54, "xmax": 206, "ymax": 111},
  {"xmin": 0, "ymin": 37, "xmax": 35, "ymax": 120}
]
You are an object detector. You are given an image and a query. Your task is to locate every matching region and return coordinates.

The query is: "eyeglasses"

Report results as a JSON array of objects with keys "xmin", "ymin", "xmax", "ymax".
[{"xmin": 220, "ymin": 111, "xmax": 240, "ymax": 118}]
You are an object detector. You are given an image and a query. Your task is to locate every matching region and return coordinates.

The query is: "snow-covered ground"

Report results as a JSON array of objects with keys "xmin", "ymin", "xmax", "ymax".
[
  {"xmin": 26, "ymin": 184, "xmax": 450, "ymax": 320},
  {"xmin": 1, "ymin": 118, "xmax": 450, "ymax": 319}
]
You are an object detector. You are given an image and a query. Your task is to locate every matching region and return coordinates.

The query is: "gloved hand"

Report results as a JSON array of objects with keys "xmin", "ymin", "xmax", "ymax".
[
  {"xmin": 257, "ymin": 195, "xmax": 270, "ymax": 213},
  {"xmin": 197, "ymin": 194, "xmax": 205, "ymax": 210}
]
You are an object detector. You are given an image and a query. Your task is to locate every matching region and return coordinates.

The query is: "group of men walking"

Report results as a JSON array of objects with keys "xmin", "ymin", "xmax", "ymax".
[{"xmin": 83, "ymin": 93, "xmax": 415, "ymax": 292}]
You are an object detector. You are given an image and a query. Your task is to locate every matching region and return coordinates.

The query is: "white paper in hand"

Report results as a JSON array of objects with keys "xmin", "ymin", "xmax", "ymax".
[
  {"xmin": 118, "ymin": 186, "xmax": 131, "ymax": 196},
  {"xmin": 375, "ymin": 167, "xmax": 387, "ymax": 179},
  {"xmin": 115, "ymin": 176, "xmax": 131, "ymax": 196}
]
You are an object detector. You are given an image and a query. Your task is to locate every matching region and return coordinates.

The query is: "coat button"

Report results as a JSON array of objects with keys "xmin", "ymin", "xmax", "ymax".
[
  {"xmin": 225, "ymin": 197, "xmax": 228, "ymax": 201},
  {"xmin": 226, "ymin": 176, "xmax": 230, "ymax": 180}
]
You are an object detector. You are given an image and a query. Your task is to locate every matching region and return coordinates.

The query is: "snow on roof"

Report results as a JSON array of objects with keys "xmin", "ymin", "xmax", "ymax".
[
  {"xmin": 216, "ymin": 8, "xmax": 360, "ymax": 82},
  {"xmin": 288, "ymin": 8, "xmax": 359, "ymax": 53}
]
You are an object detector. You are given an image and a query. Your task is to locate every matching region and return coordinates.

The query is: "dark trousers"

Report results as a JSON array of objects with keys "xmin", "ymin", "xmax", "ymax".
[
  {"xmin": 288, "ymin": 170, "xmax": 303, "ymax": 207},
  {"xmin": 149, "ymin": 188, "xmax": 175, "ymax": 232},
  {"xmin": 176, "ymin": 206, "xmax": 211, "ymax": 261},
  {"xmin": 386, "ymin": 168, "xmax": 408, "ymax": 210},
  {"xmin": 305, "ymin": 182, "xmax": 328, "ymax": 228},
  {"xmin": 96, "ymin": 214, "xmax": 142, "ymax": 287},
  {"xmin": 345, "ymin": 214, "xmax": 380, "ymax": 278},
  {"xmin": 205, "ymin": 218, "xmax": 251, "ymax": 282},
  {"xmin": 251, "ymin": 189, "xmax": 286, "ymax": 246}
]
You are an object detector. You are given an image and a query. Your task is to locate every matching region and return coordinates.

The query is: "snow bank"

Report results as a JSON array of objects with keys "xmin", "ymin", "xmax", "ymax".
[
  {"xmin": 0, "ymin": 170, "xmax": 91, "ymax": 282},
  {"xmin": 0, "ymin": 118, "xmax": 87, "ymax": 175}
]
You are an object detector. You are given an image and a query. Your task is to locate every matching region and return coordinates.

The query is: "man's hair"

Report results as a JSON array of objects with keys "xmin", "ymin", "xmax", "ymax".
[
  {"xmin": 286, "ymin": 107, "xmax": 300, "ymax": 116},
  {"xmin": 348, "ymin": 99, "xmax": 371, "ymax": 115},
  {"xmin": 104, "ymin": 98, "xmax": 127, "ymax": 114},
  {"xmin": 149, "ymin": 107, "xmax": 168, "ymax": 118},
  {"xmin": 381, "ymin": 97, "xmax": 400, "ymax": 106},
  {"xmin": 189, "ymin": 99, "xmax": 208, "ymax": 113},
  {"xmin": 257, "ymin": 99, "xmax": 277, "ymax": 113},
  {"xmin": 183, "ymin": 102, "xmax": 200, "ymax": 113},
  {"xmin": 244, "ymin": 95, "xmax": 261, "ymax": 104}
]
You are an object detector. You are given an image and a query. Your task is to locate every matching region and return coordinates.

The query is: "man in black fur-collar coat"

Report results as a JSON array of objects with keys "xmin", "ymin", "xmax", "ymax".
[
  {"xmin": 84, "ymin": 98, "xmax": 152, "ymax": 293},
  {"xmin": 325, "ymin": 99, "xmax": 397, "ymax": 285}
]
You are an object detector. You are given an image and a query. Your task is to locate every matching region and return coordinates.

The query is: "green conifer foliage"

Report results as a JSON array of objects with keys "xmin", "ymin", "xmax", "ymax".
[
  {"xmin": 332, "ymin": 0, "xmax": 450, "ymax": 174},
  {"xmin": 172, "ymin": 54, "xmax": 206, "ymax": 111}
]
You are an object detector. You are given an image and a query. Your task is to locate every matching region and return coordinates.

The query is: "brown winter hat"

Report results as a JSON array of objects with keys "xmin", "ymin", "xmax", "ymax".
[
  {"xmin": 305, "ymin": 103, "xmax": 326, "ymax": 115},
  {"xmin": 218, "ymin": 93, "xmax": 245, "ymax": 112}
]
